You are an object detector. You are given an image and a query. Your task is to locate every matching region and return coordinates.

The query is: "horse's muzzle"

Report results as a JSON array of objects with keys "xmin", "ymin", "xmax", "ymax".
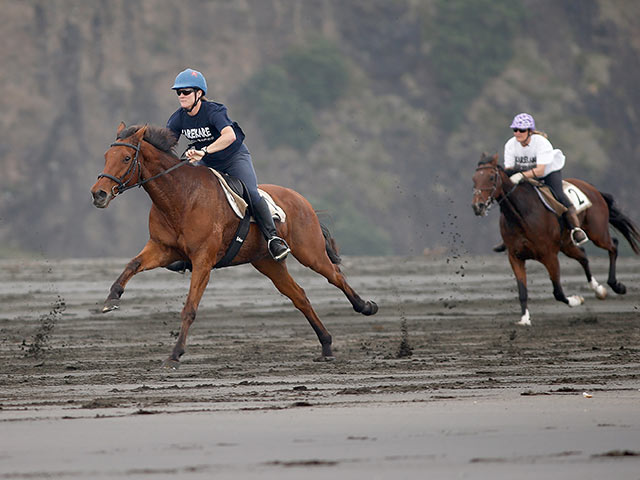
[
  {"xmin": 92, "ymin": 189, "xmax": 112, "ymax": 208},
  {"xmin": 472, "ymin": 202, "xmax": 488, "ymax": 217}
]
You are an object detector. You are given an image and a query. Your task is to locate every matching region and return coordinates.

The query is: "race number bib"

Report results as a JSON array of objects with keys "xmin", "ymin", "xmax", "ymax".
[{"xmin": 563, "ymin": 181, "xmax": 592, "ymax": 213}]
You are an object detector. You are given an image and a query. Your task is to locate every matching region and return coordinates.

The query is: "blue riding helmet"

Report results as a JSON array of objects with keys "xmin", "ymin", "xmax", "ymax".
[{"xmin": 172, "ymin": 68, "xmax": 207, "ymax": 95}]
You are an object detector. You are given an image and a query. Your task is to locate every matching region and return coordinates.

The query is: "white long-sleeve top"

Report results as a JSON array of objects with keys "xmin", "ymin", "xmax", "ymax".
[{"xmin": 503, "ymin": 134, "xmax": 565, "ymax": 177}]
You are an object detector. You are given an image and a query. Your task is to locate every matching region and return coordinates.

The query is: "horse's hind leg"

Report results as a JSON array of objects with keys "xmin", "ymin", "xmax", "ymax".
[
  {"xmin": 103, "ymin": 240, "xmax": 177, "ymax": 312},
  {"xmin": 314, "ymin": 261, "xmax": 378, "ymax": 315},
  {"xmin": 290, "ymin": 240, "xmax": 378, "ymax": 316},
  {"xmin": 582, "ymin": 199, "xmax": 627, "ymax": 294},
  {"xmin": 561, "ymin": 244, "xmax": 607, "ymax": 300},
  {"xmin": 603, "ymin": 237, "xmax": 626, "ymax": 294},
  {"xmin": 591, "ymin": 236, "xmax": 625, "ymax": 294},
  {"xmin": 251, "ymin": 258, "xmax": 334, "ymax": 360}
]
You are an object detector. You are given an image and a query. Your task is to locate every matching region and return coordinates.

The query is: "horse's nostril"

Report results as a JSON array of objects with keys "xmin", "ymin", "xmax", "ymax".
[{"xmin": 93, "ymin": 190, "xmax": 107, "ymax": 200}]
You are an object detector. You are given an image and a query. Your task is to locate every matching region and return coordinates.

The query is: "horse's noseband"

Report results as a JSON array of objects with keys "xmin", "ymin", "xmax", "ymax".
[{"xmin": 97, "ymin": 141, "xmax": 142, "ymax": 196}]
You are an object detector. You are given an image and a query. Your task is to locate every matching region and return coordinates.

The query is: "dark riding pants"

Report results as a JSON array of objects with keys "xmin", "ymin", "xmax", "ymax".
[
  {"xmin": 202, "ymin": 145, "xmax": 278, "ymax": 240},
  {"xmin": 207, "ymin": 144, "xmax": 262, "ymax": 206},
  {"xmin": 540, "ymin": 170, "xmax": 572, "ymax": 208}
]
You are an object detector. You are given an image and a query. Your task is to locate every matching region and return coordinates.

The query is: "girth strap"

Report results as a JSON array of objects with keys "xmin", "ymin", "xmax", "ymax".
[
  {"xmin": 213, "ymin": 177, "xmax": 255, "ymax": 269},
  {"xmin": 213, "ymin": 211, "xmax": 251, "ymax": 269}
]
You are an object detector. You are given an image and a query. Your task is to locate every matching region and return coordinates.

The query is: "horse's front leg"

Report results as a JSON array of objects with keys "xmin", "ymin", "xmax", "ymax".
[
  {"xmin": 541, "ymin": 253, "xmax": 584, "ymax": 309},
  {"xmin": 103, "ymin": 240, "xmax": 177, "ymax": 312},
  {"xmin": 508, "ymin": 253, "xmax": 531, "ymax": 326},
  {"xmin": 165, "ymin": 262, "xmax": 212, "ymax": 368}
]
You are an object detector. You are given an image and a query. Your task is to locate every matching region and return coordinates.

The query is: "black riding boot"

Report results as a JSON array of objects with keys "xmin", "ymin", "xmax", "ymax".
[
  {"xmin": 492, "ymin": 242, "xmax": 506, "ymax": 253},
  {"xmin": 252, "ymin": 197, "xmax": 290, "ymax": 261},
  {"xmin": 166, "ymin": 259, "xmax": 192, "ymax": 273},
  {"xmin": 564, "ymin": 205, "xmax": 588, "ymax": 246}
]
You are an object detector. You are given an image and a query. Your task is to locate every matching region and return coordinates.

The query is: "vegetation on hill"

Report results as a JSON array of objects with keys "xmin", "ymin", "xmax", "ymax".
[{"xmin": 1, "ymin": 0, "xmax": 639, "ymax": 258}]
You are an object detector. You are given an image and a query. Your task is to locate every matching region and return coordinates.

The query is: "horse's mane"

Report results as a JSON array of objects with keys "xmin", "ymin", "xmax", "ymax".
[
  {"xmin": 118, "ymin": 125, "xmax": 178, "ymax": 156},
  {"xmin": 477, "ymin": 153, "xmax": 505, "ymax": 171}
]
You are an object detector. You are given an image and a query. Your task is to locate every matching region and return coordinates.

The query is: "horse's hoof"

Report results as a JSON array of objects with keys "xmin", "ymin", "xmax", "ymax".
[
  {"xmin": 589, "ymin": 278, "xmax": 607, "ymax": 300},
  {"xmin": 595, "ymin": 285, "xmax": 607, "ymax": 300},
  {"xmin": 361, "ymin": 301, "xmax": 378, "ymax": 316},
  {"xmin": 102, "ymin": 300, "xmax": 119, "ymax": 313},
  {"xmin": 313, "ymin": 355, "xmax": 335, "ymax": 362},
  {"xmin": 516, "ymin": 310, "xmax": 531, "ymax": 326},
  {"xmin": 567, "ymin": 295, "xmax": 585, "ymax": 307},
  {"xmin": 162, "ymin": 358, "xmax": 180, "ymax": 370},
  {"xmin": 610, "ymin": 282, "xmax": 626, "ymax": 295}
]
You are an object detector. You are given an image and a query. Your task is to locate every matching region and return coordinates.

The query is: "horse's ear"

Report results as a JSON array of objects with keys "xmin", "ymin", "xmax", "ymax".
[
  {"xmin": 491, "ymin": 153, "xmax": 499, "ymax": 165},
  {"xmin": 134, "ymin": 124, "xmax": 148, "ymax": 142},
  {"xmin": 116, "ymin": 122, "xmax": 126, "ymax": 137}
]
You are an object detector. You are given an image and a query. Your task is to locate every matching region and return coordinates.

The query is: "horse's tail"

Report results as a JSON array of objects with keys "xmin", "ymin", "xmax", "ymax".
[
  {"xmin": 601, "ymin": 191, "xmax": 640, "ymax": 255},
  {"xmin": 320, "ymin": 222, "xmax": 342, "ymax": 264}
]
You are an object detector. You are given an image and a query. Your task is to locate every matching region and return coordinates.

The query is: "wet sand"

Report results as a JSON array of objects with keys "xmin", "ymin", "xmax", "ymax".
[{"xmin": 1, "ymin": 255, "xmax": 639, "ymax": 478}]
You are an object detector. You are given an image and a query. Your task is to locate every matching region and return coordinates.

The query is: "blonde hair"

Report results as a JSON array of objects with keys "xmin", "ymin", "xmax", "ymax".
[{"xmin": 532, "ymin": 129, "xmax": 548, "ymax": 138}]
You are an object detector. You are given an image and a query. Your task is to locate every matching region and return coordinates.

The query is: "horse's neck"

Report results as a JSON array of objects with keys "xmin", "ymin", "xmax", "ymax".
[
  {"xmin": 498, "ymin": 184, "xmax": 543, "ymax": 232},
  {"xmin": 139, "ymin": 151, "xmax": 195, "ymax": 215}
]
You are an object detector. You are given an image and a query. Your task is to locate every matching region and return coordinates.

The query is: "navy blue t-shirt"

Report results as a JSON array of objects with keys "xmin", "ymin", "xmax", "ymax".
[{"xmin": 166, "ymin": 101, "xmax": 246, "ymax": 165}]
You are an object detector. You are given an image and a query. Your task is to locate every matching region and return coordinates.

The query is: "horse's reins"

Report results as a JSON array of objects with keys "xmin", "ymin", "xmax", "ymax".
[{"xmin": 97, "ymin": 141, "xmax": 190, "ymax": 196}]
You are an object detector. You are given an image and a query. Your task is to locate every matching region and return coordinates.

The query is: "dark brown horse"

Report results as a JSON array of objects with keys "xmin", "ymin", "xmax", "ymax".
[
  {"xmin": 90, "ymin": 123, "xmax": 378, "ymax": 366},
  {"xmin": 472, "ymin": 153, "xmax": 640, "ymax": 326}
]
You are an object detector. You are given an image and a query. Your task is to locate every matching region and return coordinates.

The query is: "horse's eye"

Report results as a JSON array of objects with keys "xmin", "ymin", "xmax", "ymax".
[
  {"xmin": 489, "ymin": 175, "xmax": 495, "ymax": 181},
  {"xmin": 124, "ymin": 155, "xmax": 131, "ymax": 163}
]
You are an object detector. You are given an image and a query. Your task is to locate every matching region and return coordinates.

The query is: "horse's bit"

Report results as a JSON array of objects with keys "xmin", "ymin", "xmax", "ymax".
[{"xmin": 97, "ymin": 141, "xmax": 189, "ymax": 196}]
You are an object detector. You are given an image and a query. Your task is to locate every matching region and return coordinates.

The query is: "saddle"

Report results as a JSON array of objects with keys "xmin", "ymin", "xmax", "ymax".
[
  {"xmin": 526, "ymin": 178, "xmax": 592, "ymax": 216},
  {"xmin": 208, "ymin": 168, "xmax": 286, "ymax": 223}
]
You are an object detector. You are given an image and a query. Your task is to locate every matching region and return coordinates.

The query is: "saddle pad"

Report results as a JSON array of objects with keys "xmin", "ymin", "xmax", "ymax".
[
  {"xmin": 208, "ymin": 168, "xmax": 286, "ymax": 222},
  {"xmin": 533, "ymin": 180, "xmax": 592, "ymax": 215}
]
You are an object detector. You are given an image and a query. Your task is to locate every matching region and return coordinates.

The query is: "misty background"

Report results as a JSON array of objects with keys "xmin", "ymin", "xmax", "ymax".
[{"xmin": 1, "ymin": 0, "xmax": 639, "ymax": 259}]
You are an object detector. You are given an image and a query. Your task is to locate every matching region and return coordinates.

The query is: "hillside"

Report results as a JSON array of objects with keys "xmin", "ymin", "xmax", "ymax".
[{"xmin": 1, "ymin": 0, "xmax": 639, "ymax": 257}]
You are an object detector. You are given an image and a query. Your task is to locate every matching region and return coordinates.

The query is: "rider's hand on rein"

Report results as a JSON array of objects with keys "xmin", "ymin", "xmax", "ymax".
[
  {"xmin": 186, "ymin": 148, "xmax": 206, "ymax": 164},
  {"xmin": 509, "ymin": 172, "xmax": 525, "ymax": 184}
]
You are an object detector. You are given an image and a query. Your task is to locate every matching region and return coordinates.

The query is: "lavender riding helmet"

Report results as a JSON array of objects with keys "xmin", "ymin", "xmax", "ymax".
[{"xmin": 510, "ymin": 113, "xmax": 535, "ymax": 130}]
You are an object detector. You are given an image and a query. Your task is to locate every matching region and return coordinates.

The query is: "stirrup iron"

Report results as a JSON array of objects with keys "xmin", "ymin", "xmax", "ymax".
[
  {"xmin": 268, "ymin": 237, "xmax": 290, "ymax": 261},
  {"xmin": 571, "ymin": 228, "xmax": 589, "ymax": 246}
]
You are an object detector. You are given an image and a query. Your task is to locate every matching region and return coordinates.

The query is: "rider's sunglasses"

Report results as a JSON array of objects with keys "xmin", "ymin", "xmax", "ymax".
[
  {"xmin": 512, "ymin": 128, "xmax": 528, "ymax": 133},
  {"xmin": 176, "ymin": 89, "xmax": 195, "ymax": 96}
]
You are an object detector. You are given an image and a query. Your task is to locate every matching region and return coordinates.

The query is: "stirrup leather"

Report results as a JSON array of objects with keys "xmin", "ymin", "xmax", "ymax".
[{"xmin": 570, "ymin": 228, "xmax": 589, "ymax": 246}]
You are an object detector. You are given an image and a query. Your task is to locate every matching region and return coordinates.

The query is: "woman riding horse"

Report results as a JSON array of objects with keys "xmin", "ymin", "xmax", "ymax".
[
  {"xmin": 493, "ymin": 113, "xmax": 588, "ymax": 252},
  {"xmin": 167, "ymin": 68, "xmax": 290, "ymax": 263},
  {"xmin": 473, "ymin": 152, "xmax": 640, "ymax": 326},
  {"xmin": 91, "ymin": 123, "xmax": 379, "ymax": 365}
]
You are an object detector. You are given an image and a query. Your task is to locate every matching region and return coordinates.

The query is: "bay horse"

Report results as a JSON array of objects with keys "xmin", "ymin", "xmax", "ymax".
[
  {"xmin": 90, "ymin": 123, "xmax": 378, "ymax": 366},
  {"xmin": 472, "ymin": 153, "xmax": 640, "ymax": 326}
]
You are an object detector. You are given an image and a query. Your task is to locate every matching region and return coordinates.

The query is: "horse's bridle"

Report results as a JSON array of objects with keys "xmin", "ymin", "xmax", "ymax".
[
  {"xmin": 97, "ymin": 141, "xmax": 190, "ymax": 196},
  {"xmin": 97, "ymin": 141, "xmax": 143, "ymax": 196},
  {"xmin": 473, "ymin": 164, "xmax": 518, "ymax": 214}
]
